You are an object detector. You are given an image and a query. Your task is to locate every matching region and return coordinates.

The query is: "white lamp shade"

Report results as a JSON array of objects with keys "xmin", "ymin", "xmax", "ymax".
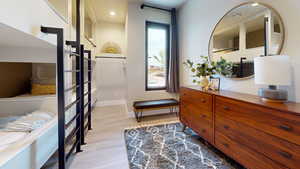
[{"xmin": 254, "ymin": 55, "xmax": 291, "ymax": 86}]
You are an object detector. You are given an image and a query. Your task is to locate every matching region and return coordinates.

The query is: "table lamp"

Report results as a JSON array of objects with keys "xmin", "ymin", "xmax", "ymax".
[{"xmin": 254, "ymin": 55, "xmax": 291, "ymax": 103}]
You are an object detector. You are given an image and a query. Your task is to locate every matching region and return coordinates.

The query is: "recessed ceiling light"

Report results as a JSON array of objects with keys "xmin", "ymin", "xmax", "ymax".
[
  {"xmin": 252, "ymin": 3, "xmax": 259, "ymax": 7},
  {"xmin": 109, "ymin": 11, "xmax": 116, "ymax": 16}
]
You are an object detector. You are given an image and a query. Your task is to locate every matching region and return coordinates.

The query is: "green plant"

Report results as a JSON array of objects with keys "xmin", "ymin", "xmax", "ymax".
[
  {"xmin": 153, "ymin": 49, "xmax": 166, "ymax": 68},
  {"xmin": 184, "ymin": 56, "xmax": 233, "ymax": 84},
  {"xmin": 184, "ymin": 56, "xmax": 216, "ymax": 84},
  {"xmin": 214, "ymin": 57, "xmax": 234, "ymax": 77}
]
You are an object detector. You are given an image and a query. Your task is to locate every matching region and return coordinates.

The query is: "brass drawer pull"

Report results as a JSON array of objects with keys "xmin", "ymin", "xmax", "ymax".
[
  {"xmin": 201, "ymin": 115, "xmax": 206, "ymax": 118},
  {"xmin": 278, "ymin": 151, "xmax": 293, "ymax": 159},
  {"xmin": 223, "ymin": 143, "xmax": 229, "ymax": 148},
  {"xmin": 223, "ymin": 106, "xmax": 230, "ymax": 111},
  {"xmin": 278, "ymin": 125, "xmax": 293, "ymax": 132},
  {"xmin": 202, "ymin": 129, "xmax": 206, "ymax": 133}
]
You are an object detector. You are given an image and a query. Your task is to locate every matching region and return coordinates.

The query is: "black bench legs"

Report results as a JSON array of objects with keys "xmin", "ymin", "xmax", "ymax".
[
  {"xmin": 134, "ymin": 110, "xmax": 143, "ymax": 122},
  {"xmin": 134, "ymin": 106, "xmax": 178, "ymax": 122},
  {"xmin": 169, "ymin": 106, "xmax": 178, "ymax": 117}
]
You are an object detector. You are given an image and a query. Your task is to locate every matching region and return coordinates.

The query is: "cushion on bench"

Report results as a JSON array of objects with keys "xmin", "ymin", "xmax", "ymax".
[{"xmin": 133, "ymin": 99, "xmax": 179, "ymax": 109}]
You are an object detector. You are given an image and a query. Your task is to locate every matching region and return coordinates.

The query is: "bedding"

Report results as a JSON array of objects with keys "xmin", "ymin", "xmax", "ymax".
[
  {"xmin": 0, "ymin": 110, "xmax": 54, "ymax": 152},
  {"xmin": 0, "ymin": 111, "xmax": 54, "ymax": 132}
]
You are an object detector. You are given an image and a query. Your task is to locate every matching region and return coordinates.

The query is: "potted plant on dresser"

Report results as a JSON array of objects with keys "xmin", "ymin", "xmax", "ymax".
[{"xmin": 184, "ymin": 56, "xmax": 233, "ymax": 90}]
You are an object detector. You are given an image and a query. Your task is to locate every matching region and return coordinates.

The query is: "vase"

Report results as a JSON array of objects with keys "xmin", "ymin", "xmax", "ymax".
[{"xmin": 199, "ymin": 76, "xmax": 210, "ymax": 89}]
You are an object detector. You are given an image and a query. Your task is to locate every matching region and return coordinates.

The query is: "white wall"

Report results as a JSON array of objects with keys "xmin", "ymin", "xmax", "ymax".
[
  {"xmin": 95, "ymin": 21, "xmax": 126, "ymax": 55},
  {"xmin": 93, "ymin": 21, "xmax": 127, "ymax": 105},
  {"xmin": 95, "ymin": 56, "xmax": 127, "ymax": 105},
  {"xmin": 178, "ymin": 0, "xmax": 300, "ymax": 102},
  {"xmin": 126, "ymin": 2, "xmax": 176, "ymax": 113}
]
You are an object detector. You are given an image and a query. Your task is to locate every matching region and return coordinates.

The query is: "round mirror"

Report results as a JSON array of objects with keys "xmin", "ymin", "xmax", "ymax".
[{"xmin": 209, "ymin": 2, "xmax": 284, "ymax": 79}]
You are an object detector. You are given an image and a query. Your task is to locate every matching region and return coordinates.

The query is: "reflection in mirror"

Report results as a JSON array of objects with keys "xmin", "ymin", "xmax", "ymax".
[
  {"xmin": 45, "ymin": 0, "xmax": 68, "ymax": 22},
  {"xmin": 209, "ymin": 3, "xmax": 284, "ymax": 79}
]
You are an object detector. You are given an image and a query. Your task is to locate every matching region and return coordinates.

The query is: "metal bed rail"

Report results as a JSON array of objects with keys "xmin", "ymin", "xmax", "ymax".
[
  {"xmin": 41, "ymin": 26, "xmax": 83, "ymax": 169},
  {"xmin": 84, "ymin": 50, "xmax": 93, "ymax": 133}
]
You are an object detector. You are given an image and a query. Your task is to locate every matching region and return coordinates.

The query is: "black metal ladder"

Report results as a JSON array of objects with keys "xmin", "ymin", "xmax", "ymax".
[
  {"xmin": 83, "ymin": 50, "xmax": 92, "ymax": 132},
  {"xmin": 41, "ymin": 27, "xmax": 83, "ymax": 169}
]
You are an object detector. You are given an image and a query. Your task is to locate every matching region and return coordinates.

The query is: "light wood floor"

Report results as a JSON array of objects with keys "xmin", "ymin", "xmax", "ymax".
[{"xmin": 46, "ymin": 105, "xmax": 178, "ymax": 169}]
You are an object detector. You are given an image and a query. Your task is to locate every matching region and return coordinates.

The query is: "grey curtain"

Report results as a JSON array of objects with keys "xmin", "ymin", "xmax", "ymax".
[{"xmin": 167, "ymin": 8, "xmax": 180, "ymax": 93}]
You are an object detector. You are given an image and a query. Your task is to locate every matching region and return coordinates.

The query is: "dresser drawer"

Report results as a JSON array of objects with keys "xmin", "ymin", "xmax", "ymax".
[
  {"xmin": 180, "ymin": 88, "xmax": 213, "ymax": 112},
  {"xmin": 216, "ymin": 114, "xmax": 300, "ymax": 169},
  {"xmin": 180, "ymin": 101, "xmax": 213, "ymax": 143},
  {"xmin": 215, "ymin": 96, "xmax": 300, "ymax": 145},
  {"xmin": 180, "ymin": 103, "xmax": 192, "ymax": 128},
  {"xmin": 192, "ymin": 116, "xmax": 213, "ymax": 143},
  {"xmin": 215, "ymin": 131, "xmax": 288, "ymax": 169}
]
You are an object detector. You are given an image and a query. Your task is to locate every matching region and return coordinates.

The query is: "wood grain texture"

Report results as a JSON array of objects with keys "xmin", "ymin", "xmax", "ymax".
[
  {"xmin": 0, "ymin": 63, "xmax": 32, "ymax": 98},
  {"xmin": 215, "ymin": 131, "xmax": 288, "ymax": 169},
  {"xmin": 180, "ymin": 86, "xmax": 300, "ymax": 169},
  {"xmin": 216, "ymin": 114, "xmax": 300, "ymax": 169},
  {"xmin": 182, "ymin": 86, "xmax": 300, "ymax": 116},
  {"xmin": 180, "ymin": 88, "xmax": 213, "ymax": 143},
  {"xmin": 215, "ymin": 96, "xmax": 300, "ymax": 145}
]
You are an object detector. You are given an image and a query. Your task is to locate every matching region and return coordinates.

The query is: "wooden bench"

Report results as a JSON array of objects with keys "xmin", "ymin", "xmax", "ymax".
[{"xmin": 133, "ymin": 99, "xmax": 179, "ymax": 122}]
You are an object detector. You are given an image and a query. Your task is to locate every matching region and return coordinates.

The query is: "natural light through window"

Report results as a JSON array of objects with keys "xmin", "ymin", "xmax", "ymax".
[{"xmin": 146, "ymin": 22, "xmax": 170, "ymax": 90}]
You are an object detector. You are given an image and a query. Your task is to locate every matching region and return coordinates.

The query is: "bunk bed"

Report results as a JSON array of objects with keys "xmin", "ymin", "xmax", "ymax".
[
  {"xmin": 0, "ymin": 0, "xmax": 96, "ymax": 167},
  {"xmin": 0, "ymin": 26, "xmax": 94, "ymax": 169}
]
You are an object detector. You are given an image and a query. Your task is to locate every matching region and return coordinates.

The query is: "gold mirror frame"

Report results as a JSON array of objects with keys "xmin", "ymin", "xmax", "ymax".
[{"xmin": 208, "ymin": 2, "xmax": 285, "ymax": 80}]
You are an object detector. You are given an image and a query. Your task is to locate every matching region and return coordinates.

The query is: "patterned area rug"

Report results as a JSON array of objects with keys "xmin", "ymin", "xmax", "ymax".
[{"xmin": 124, "ymin": 123, "xmax": 244, "ymax": 169}]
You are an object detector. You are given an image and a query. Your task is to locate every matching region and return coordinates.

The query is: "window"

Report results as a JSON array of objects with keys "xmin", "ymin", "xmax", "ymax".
[{"xmin": 145, "ymin": 21, "xmax": 170, "ymax": 91}]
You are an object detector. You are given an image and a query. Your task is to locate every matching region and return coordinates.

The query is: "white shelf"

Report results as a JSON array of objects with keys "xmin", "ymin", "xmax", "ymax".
[
  {"xmin": 0, "ymin": 23, "xmax": 57, "ymax": 63},
  {"xmin": 0, "ymin": 94, "xmax": 57, "ymax": 117},
  {"xmin": 98, "ymin": 53, "xmax": 125, "ymax": 57},
  {"xmin": 0, "ymin": 94, "xmax": 56, "ymax": 102}
]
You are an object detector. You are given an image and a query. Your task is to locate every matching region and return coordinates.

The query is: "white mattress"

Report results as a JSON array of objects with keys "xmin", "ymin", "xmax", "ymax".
[
  {"xmin": 0, "ymin": 132, "xmax": 27, "ymax": 151},
  {"xmin": 0, "ymin": 115, "xmax": 57, "ymax": 169}
]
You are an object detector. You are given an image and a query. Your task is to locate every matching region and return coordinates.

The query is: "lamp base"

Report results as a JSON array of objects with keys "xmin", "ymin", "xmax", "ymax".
[
  {"xmin": 258, "ymin": 86, "xmax": 288, "ymax": 103},
  {"xmin": 261, "ymin": 98, "xmax": 287, "ymax": 103}
]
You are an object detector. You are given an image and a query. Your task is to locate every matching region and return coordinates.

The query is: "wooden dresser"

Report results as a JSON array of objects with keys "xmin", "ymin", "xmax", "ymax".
[{"xmin": 180, "ymin": 86, "xmax": 300, "ymax": 169}]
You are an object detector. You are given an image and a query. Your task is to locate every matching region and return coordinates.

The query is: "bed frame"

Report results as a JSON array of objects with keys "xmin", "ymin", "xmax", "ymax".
[
  {"xmin": 40, "ymin": 26, "xmax": 93, "ymax": 169},
  {"xmin": 83, "ymin": 49, "xmax": 92, "ymax": 132}
]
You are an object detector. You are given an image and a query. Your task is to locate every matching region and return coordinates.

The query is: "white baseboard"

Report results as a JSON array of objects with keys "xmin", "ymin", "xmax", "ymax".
[{"xmin": 96, "ymin": 99, "xmax": 126, "ymax": 107}]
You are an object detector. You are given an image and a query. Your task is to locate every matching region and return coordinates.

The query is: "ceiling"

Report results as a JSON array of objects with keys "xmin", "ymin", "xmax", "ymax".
[
  {"xmin": 130, "ymin": 0, "xmax": 187, "ymax": 9},
  {"xmin": 215, "ymin": 4, "xmax": 267, "ymax": 34},
  {"xmin": 88, "ymin": 0, "xmax": 128, "ymax": 24},
  {"xmin": 87, "ymin": 0, "xmax": 187, "ymax": 24}
]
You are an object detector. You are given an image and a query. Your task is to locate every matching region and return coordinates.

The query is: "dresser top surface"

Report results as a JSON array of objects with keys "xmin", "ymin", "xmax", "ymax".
[{"xmin": 182, "ymin": 86, "xmax": 300, "ymax": 115}]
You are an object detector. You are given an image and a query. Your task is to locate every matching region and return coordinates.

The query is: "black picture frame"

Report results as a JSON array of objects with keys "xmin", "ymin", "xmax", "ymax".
[{"xmin": 210, "ymin": 77, "xmax": 220, "ymax": 91}]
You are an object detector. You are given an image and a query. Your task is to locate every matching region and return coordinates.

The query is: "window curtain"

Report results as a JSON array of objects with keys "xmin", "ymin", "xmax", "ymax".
[{"xmin": 167, "ymin": 8, "xmax": 180, "ymax": 93}]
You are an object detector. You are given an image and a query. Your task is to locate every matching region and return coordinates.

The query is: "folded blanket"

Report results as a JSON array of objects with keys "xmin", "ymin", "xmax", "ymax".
[
  {"xmin": 0, "ymin": 111, "xmax": 55, "ymax": 132},
  {"xmin": 0, "ymin": 116, "xmax": 20, "ymax": 126}
]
